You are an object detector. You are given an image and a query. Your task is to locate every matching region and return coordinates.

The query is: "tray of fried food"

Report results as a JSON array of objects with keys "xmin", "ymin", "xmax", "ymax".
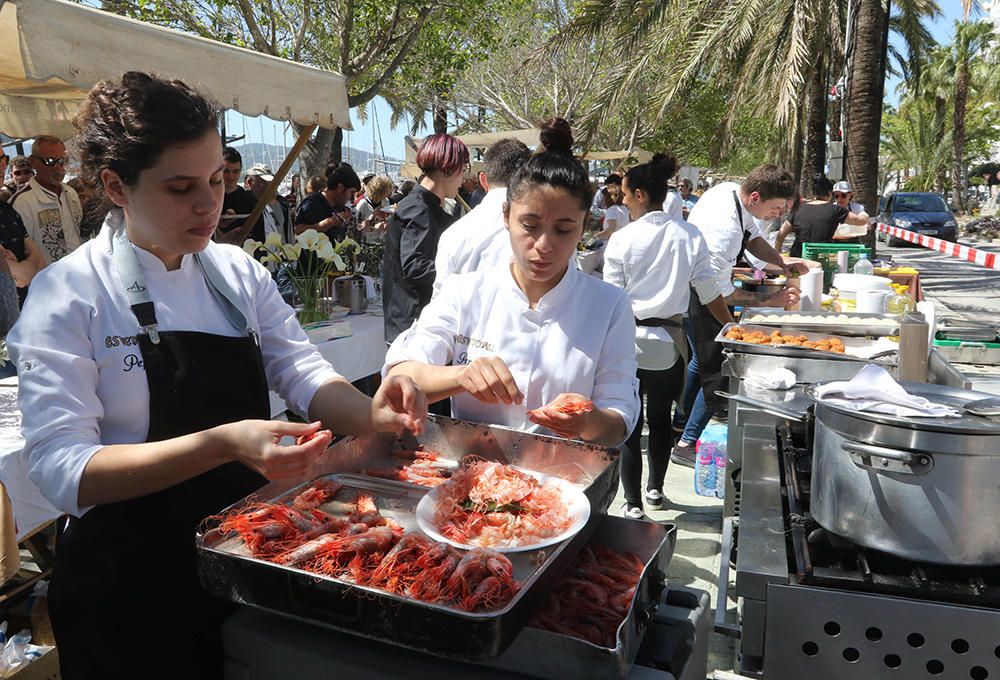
[{"xmin": 724, "ymin": 324, "xmax": 845, "ymax": 352}]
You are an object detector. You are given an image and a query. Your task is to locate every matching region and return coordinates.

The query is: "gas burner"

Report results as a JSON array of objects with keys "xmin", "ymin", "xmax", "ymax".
[{"xmin": 777, "ymin": 426, "xmax": 1000, "ymax": 610}]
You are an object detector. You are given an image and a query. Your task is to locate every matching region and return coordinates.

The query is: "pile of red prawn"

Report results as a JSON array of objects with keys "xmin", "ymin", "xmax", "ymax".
[
  {"xmin": 363, "ymin": 447, "xmax": 458, "ymax": 487},
  {"xmin": 432, "ymin": 461, "xmax": 573, "ymax": 549},
  {"xmin": 527, "ymin": 396, "xmax": 594, "ymax": 419},
  {"xmin": 528, "ymin": 545, "xmax": 645, "ymax": 647},
  {"xmin": 213, "ymin": 478, "xmax": 519, "ymax": 612}
]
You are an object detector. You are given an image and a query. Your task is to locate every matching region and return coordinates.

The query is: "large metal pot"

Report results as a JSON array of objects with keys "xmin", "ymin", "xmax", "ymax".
[
  {"xmin": 721, "ymin": 383, "xmax": 1000, "ymax": 565},
  {"xmin": 333, "ymin": 275, "xmax": 368, "ymax": 314}
]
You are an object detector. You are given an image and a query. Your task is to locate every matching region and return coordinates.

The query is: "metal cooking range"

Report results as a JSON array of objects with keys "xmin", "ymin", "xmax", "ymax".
[{"xmin": 721, "ymin": 347, "xmax": 1000, "ymax": 680}]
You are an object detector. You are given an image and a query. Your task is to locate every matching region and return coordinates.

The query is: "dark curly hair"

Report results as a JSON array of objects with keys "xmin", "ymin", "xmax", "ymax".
[
  {"xmin": 73, "ymin": 71, "xmax": 220, "ymax": 187},
  {"xmin": 506, "ymin": 117, "xmax": 594, "ymax": 211}
]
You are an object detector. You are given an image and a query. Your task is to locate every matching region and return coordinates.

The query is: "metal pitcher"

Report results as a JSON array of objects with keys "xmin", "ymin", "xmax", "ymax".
[{"xmin": 333, "ymin": 275, "xmax": 367, "ymax": 315}]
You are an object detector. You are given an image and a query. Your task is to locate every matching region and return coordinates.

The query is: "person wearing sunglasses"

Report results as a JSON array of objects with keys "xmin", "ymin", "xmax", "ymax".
[
  {"xmin": 7, "ymin": 156, "xmax": 34, "ymax": 192},
  {"xmin": 10, "ymin": 135, "xmax": 82, "ymax": 265}
]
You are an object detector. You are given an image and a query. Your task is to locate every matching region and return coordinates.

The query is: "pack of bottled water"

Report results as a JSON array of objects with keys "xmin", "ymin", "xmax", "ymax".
[{"xmin": 693, "ymin": 423, "xmax": 727, "ymax": 499}]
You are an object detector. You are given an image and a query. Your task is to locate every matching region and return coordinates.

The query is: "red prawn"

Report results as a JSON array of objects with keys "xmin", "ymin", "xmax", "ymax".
[{"xmin": 291, "ymin": 479, "xmax": 343, "ymax": 510}]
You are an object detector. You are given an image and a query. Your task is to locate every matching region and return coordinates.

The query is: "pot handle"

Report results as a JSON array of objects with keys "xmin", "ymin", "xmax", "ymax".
[
  {"xmin": 715, "ymin": 391, "xmax": 809, "ymax": 423},
  {"xmin": 840, "ymin": 441, "xmax": 934, "ymax": 474}
]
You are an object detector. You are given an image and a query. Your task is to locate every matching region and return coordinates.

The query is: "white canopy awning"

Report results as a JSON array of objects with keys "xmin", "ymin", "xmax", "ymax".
[
  {"xmin": 583, "ymin": 149, "xmax": 654, "ymax": 164},
  {"xmin": 0, "ymin": 0, "xmax": 352, "ymax": 140}
]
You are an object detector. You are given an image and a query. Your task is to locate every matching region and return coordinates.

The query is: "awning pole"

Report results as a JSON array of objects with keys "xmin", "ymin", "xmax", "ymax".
[{"xmin": 225, "ymin": 123, "xmax": 317, "ymax": 244}]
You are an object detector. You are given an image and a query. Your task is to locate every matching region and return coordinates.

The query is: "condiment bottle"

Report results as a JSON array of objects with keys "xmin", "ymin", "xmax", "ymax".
[{"xmin": 898, "ymin": 312, "xmax": 929, "ymax": 383}]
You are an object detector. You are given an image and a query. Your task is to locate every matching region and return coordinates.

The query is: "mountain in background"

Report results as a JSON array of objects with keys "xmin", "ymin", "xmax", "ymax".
[{"xmin": 232, "ymin": 142, "xmax": 401, "ymax": 177}]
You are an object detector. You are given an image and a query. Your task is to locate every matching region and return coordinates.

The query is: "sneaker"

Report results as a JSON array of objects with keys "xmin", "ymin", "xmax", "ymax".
[
  {"xmin": 644, "ymin": 488, "xmax": 664, "ymax": 508},
  {"xmin": 624, "ymin": 504, "xmax": 645, "ymax": 520},
  {"xmin": 670, "ymin": 441, "xmax": 697, "ymax": 468}
]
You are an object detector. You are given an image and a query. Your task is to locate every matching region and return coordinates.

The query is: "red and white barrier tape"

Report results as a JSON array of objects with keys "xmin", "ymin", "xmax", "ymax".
[{"xmin": 876, "ymin": 222, "xmax": 1000, "ymax": 271}]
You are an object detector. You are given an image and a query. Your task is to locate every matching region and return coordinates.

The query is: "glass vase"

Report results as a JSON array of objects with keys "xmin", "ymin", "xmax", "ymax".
[{"xmin": 290, "ymin": 274, "xmax": 327, "ymax": 325}]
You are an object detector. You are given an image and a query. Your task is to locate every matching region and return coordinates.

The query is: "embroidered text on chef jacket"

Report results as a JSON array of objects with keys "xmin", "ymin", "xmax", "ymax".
[
  {"xmin": 686, "ymin": 181, "xmax": 765, "ymax": 298},
  {"xmin": 432, "ymin": 188, "xmax": 510, "ymax": 298},
  {"xmin": 8, "ymin": 219, "xmax": 341, "ymax": 517},
  {"xmin": 603, "ymin": 211, "xmax": 721, "ymax": 370},
  {"xmin": 385, "ymin": 264, "xmax": 639, "ymax": 443}
]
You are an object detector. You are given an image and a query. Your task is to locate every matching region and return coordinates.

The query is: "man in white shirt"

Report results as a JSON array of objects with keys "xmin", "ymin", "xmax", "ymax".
[
  {"xmin": 832, "ymin": 180, "xmax": 877, "ymax": 238},
  {"xmin": 244, "ymin": 164, "xmax": 292, "ymax": 244},
  {"xmin": 674, "ymin": 165, "xmax": 805, "ymax": 465},
  {"xmin": 432, "ymin": 138, "xmax": 531, "ymax": 296},
  {"xmin": 11, "ymin": 135, "xmax": 82, "ymax": 264}
]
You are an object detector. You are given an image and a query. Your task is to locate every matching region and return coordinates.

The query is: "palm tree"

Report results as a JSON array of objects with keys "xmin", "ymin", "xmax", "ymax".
[
  {"xmin": 949, "ymin": 18, "xmax": 993, "ymax": 211},
  {"xmin": 549, "ymin": 0, "xmax": 938, "ymax": 193}
]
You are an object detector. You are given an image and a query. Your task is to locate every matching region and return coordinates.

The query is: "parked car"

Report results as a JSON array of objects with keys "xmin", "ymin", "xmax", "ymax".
[{"xmin": 878, "ymin": 192, "xmax": 957, "ymax": 246}]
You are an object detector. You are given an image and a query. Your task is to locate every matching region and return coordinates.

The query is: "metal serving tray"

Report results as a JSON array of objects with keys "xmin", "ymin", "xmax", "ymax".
[
  {"xmin": 266, "ymin": 414, "xmax": 621, "ymax": 513},
  {"xmin": 484, "ymin": 516, "xmax": 677, "ymax": 680},
  {"xmin": 197, "ymin": 416, "xmax": 622, "ymax": 661},
  {"xmin": 716, "ymin": 323, "xmax": 896, "ymax": 362},
  {"xmin": 740, "ymin": 308, "xmax": 901, "ymax": 337}
]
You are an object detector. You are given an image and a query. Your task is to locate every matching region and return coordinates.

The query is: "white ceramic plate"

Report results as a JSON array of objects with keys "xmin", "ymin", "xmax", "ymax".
[{"xmin": 415, "ymin": 468, "xmax": 590, "ymax": 553}]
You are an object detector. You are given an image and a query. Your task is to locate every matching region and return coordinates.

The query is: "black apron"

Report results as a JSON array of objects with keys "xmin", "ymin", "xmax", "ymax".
[
  {"xmin": 48, "ymin": 233, "xmax": 268, "ymax": 680},
  {"xmin": 688, "ymin": 191, "xmax": 750, "ymax": 412}
]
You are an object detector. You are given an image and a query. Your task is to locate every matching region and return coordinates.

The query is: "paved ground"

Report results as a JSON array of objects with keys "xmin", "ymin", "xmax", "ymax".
[{"xmin": 879, "ymin": 240, "xmax": 1000, "ymax": 324}]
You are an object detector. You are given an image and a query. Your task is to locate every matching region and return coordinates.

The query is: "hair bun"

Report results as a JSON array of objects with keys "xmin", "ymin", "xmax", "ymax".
[
  {"xmin": 539, "ymin": 117, "xmax": 574, "ymax": 155},
  {"xmin": 650, "ymin": 152, "xmax": 678, "ymax": 180}
]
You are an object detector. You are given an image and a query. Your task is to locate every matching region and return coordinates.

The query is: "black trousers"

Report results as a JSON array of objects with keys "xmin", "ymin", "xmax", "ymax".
[{"xmin": 622, "ymin": 360, "xmax": 685, "ymax": 506}]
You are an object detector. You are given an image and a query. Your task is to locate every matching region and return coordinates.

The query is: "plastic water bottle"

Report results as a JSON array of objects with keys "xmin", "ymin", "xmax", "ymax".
[
  {"xmin": 853, "ymin": 253, "xmax": 874, "ymax": 276},
  {"xmin": 694, "ymin": 445, "xmax": 718, "ymax": 497},
  {"xmin": 714, "ymin": 451, "xmax": 727, "ymax": 499}
]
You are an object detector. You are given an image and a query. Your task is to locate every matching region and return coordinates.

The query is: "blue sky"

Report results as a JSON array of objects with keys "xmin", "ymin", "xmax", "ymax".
[{"xmin": 185, "ymin": 1, "xmax": 985, "ymax": 162}]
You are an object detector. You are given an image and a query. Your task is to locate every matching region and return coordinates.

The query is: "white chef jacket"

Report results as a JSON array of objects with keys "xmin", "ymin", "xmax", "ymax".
[
  {"xmin": 432, "ymin": 188, "xmax": 510, "ymax": 298},
  {"xmin": 664, "ymin": 191, "xmax": 683, "ymax": 222},
  {"xmin": 8, "ymin": 217, "xmax": 341, "ymax": 518},
  {"xmin": 604, "ymin": 211, "xmax": 720, "ymax": 370},
  {"xmin": 686, "ymin": 181, "xmax": 765, "ymax": 298},
  {"xmin": 603, "ymin": 204, "xmax": 630, "ymax": 231},
  {"xmin": 385, "ymin": 263, "xmax": 639, "ymax": 443},
  {"xmin": 10, "ymin": 177, "xmax": 82, "ymax": 264}
]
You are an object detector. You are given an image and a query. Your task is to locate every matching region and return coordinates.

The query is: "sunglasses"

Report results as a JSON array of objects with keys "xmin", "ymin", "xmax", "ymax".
[
  {"xmin": 32, "ymin": 155, "xmax": 69, "ymax": 167},
  {"xmin": 832, "ymin": 193, "xmax": 848, "ymax": 199},
  {"xmin": 12, "ymin": 169, "xmax": 32, "ymax": 176}
]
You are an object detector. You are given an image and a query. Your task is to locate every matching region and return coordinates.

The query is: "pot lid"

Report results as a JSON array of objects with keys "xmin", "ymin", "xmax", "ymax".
[{"xmin": 806, "ymin": 381, "xmax": 1000, "ymax": 434}]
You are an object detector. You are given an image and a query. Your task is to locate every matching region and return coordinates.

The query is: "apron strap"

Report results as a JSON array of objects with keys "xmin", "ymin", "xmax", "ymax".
[
  {"xmin": 111, "ymin": 226, "xmax": 252, "ymax": 343},
  {"xmin": 194, "ymin": 249, "xmax": 253, "ymax": 338},
  {"xmin": 111, "ymin": 227, "xmax": 162, "ymax": 344}
]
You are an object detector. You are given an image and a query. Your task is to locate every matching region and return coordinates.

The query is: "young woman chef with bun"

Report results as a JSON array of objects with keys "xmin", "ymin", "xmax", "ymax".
[{"xmin": 384, "ymin": 118, "xmax": 640, "ymax": 447}]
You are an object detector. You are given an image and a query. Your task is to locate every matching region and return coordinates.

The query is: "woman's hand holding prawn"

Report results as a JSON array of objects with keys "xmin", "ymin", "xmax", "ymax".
[
  {"xmin": 371, "ymin": 374, "xmax": 427, "ymax": 435},
  {"xmin": 457, "ymin": 357, "xmax": 523, "ymax": 405},
  {"xmin": 527, "ymin": 393, "xmax": 594, "ymax": 440},
  {"xmin": 215, "ymin": 420, "xmax": 332, "ymax": 480}
]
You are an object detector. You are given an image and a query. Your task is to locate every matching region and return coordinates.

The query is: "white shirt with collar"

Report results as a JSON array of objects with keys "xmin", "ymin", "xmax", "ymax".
[
  {"xmin": 385, "ymin": 263, "xmax": 639, "ymax": 444},
  {"xmin": 664, "ymin": 191, "xmax": 683, "ymax": 222},
  {"xmin": 686, "ymin": 181, "xmax": 764, "ymax": 298},
  {"xmin": 602, "ymin": 204, "xmax": 630, "ymax": 231},
  {"xmin": 10, "ymin": 177, "xmax": 82, "ymax": 264},
  {"xmin": 603, "ymin": 211, "xmax": 721, "ymax": 370},
  {"xmin": 432, "ymin": 188, "xmax": 509, "ymax": 297},
  {"xmin": 7, "ymin": 216, "xmax": 341, "ymax": 517}
]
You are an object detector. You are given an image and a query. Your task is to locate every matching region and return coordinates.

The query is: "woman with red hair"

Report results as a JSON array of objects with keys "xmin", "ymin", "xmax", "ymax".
[{"xmin": 382, "ymin": 133, "xmax": 469, "ymax": 344}]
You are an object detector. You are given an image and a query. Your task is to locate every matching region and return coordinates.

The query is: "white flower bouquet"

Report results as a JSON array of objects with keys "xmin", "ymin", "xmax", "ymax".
[{"xmin": 244, "ymin": 230, "xmax": 349, "ymax": 323}]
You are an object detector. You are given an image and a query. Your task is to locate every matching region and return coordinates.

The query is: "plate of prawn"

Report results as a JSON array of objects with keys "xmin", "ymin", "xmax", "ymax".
[{"xmin": 415, "ymin": 460, "xmax": 590, "ymax": 553}]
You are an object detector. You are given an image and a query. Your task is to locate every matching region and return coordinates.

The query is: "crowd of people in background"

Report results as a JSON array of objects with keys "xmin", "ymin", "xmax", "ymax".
[{"xmin": 0, "ymin": 121, "xmax": 864, "ymax": 519}]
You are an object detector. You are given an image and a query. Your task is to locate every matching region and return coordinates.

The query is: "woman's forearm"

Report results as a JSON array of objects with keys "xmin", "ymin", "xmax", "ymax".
[
  {"xmin": 78, "ymin": 429, "xmax": 230, "ymax": 507},
  {"xmin": 387, "ymin": 361, "xmax": 465, "ymax": 404},
  {"xmin": 581, "ymin": 408, "xmax": 627, "ymax": 447},
  {"xmin": 307, "ymin": 377, "xmax": 379, "ymax": 434}
]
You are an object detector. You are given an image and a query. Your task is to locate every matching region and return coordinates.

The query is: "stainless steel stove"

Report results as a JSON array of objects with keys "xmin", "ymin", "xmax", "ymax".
[{"xmin": 730, "ymin": 418, "xmax": 1000, "ymax": 680}]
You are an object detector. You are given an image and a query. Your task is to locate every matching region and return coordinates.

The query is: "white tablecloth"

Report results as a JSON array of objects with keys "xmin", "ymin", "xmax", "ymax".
[
  {"xmin": 0, "ymin": 312, "xmax": 388, "ymax": 537},
  {"xmin": 0, "ymin": 381, "xmax": 63, "ymax": 539},
  {"xmin": 269, "ymin": 311, "xmax": 387, "ymax": 416}
]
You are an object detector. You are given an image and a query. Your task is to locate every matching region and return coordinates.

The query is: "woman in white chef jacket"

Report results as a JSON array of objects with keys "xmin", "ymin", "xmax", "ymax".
[
  {"xmin": 384, "ymin": 119, "xmax": 640, "ymax": 447},
  {"xmin": 603, "ymin": 154, "xmax": 732, "ymax": 518},
  {"xmin": 7, "ymin": 73, "xmax": 426, "ymax": 680}
]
